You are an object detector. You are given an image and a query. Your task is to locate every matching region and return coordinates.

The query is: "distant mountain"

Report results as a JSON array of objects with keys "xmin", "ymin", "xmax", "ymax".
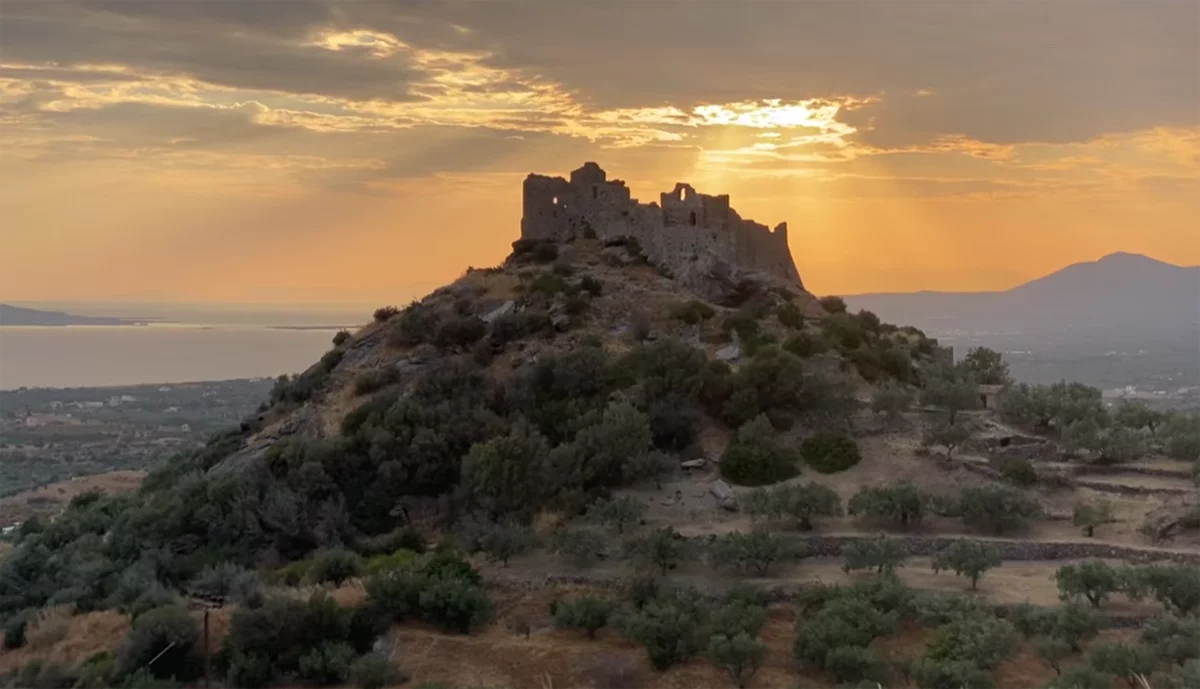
[
  {"xmin": 844, "ymin": 253, "xmax": 1200, "ymax": 336},
  {"xmin": 0, "ymin": 303, "xmax": 143, "ymax": 326}
]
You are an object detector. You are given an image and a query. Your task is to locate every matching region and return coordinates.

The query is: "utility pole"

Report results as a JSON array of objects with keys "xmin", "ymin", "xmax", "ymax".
[{"xmin": 186, "ymin": 591, "xmax": 227, "ymax": 689}]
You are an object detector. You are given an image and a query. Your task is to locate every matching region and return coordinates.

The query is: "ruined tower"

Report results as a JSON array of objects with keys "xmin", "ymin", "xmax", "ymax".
[{"xmin": 521, "ymin": 163, "xmax": 804, "ymax": 288}]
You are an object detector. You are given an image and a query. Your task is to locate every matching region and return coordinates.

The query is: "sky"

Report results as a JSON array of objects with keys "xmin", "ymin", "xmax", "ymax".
[{"xmin": 1, "ymin": 0, "xmax": 1197, "ymax": 303}]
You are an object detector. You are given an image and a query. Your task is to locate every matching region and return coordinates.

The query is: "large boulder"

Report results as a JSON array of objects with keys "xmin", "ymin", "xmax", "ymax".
[{"xmin": 709, "ymin": 479, "xmax": 738, "ymax": 511}]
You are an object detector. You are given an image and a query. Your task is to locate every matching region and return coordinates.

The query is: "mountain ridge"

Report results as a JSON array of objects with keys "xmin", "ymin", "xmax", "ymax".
[{"xmin": 843, "ymin": 252, "xmax": 1200, "ymax": 335}]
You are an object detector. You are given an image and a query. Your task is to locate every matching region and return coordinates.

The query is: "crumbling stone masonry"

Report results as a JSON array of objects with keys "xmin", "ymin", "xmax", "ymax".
[{"xmin": 521, "ymin": 162, "xmax": 804, "ymax": 288}]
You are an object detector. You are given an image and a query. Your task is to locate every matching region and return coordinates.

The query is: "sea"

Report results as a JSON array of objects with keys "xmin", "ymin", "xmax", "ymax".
[{"xmin": 0, "ymin": 303, "xmax": 372, "ymax": 389}]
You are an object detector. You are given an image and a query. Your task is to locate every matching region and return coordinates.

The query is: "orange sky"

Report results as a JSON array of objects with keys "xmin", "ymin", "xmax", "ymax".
[{"xmin": 1, "ymin": 2, "xmax": 1197, "ymax": 303}]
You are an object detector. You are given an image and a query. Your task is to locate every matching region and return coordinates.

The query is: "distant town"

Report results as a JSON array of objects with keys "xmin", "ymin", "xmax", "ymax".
[{"xmin": 0, "ymin": 378, "xmax": 273, "ymax": 496}]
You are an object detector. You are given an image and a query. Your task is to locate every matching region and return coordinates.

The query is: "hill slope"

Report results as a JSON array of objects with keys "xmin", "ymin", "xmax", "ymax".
[{"xmin": 844, "ymin": 252, "xmax": 1199, "ymax": 335}]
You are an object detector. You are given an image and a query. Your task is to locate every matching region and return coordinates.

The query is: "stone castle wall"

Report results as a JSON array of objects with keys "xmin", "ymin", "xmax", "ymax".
[{"xmin": 521, "ymin": 162, "xmax": 803, "ymax": 287}]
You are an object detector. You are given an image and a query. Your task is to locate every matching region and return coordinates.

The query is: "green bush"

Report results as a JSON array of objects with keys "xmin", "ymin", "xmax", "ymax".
[
  {"xmin": 958, "ymin": 485, "xmax": 1042, "ymax": 534},
  {"xmin": 1055, "ymin": 561, "xmax": 1120, "ymax": 607},
  {"xmin": 373, "ymin": 306, "xmax": 399, "ymax": 322},
  {"xmin": 309, "ymin": 548, "xmax": 364, "ymax": 586},
  {"xmin": 297, "ymin": 641, "xmax": 356, "ymax": 685},
  {"xmin": 417, "ymin": 576, "xmax": 492, "ymax": 634},
  {"xmin": 841, "ymin": 536, "xmax": 907, "ymax": 576},
  {"xmin": 800, "ymin": 432, "xmax": 862, "ymax": 473},
  {"xmin": 671, "ymin": 300, "xmax": 716, "ymax": 325},
  {"xmin": 824, "ymin": 645, "xmax": 884, "ymax": 684},
  {"xmin": 776, "ymin": 302, "xmax": 805, "ymax": 329},
  {"xmin": 364, "ymin": 549, "xmax": 419, "ymax": 576},
  {"xmin": 115, "ymin": 604, "xmax": 200, "ymax": 681},
  {"xmin": 332, "ymin": 330, "xmax": 351, "ymax": 346},
  {"xmin": 710, "ymin": 531, "xmax": 794, "ymax": 576},
  {"xmin": 552, "ymin": 596, "xmax": 616, "ymax": 638},
  {"xmin": 354, "ymin": 368, "xmax": 401, "ymax": 395},
  {"xmin": 350, "ymin": 654, "xmax": 401, "ymax": 689},
  {"xmin": 620, "ymin": 591, "xmax": 710, "ymax": 670},
  {"xmin": 910, "ymin": 657, "xmax": 995, "ymax": 689},
  {"xmin": 746, "ymin": 482, "xmax": 842, "ymax": 530},
  {"xmin": 1125, "ymin": 563, "xmax": 1200, "ymax": 615},
  {"xmin": 720, "ymin": 415, "xmax": 800, "ymax": 486},
  {"xmin": 1000, "ymin": 458, "xmax": 1039, "ymax": 486},
  {"xmin": 931, "ymin": 540, "xmax": 1001, "ymax": 590},
  {"xmin": 848, "ymin": 482, "xmax": 926, "ymax": 527},
  {"xmin": 3, "ymin": 610, "xmax": 29, "ymax": 649},
  {"xmin": 709, "ymin": 632, "xmax": 766, "ymax": 688},
  {"xmin": 189, "ymin": 562, "xmax": 262, "ymax": 605},
  {"xmin": 818, "ymin": 296, "xmax": 847, "ymax": 314},
  {"xmin": 782, "ymin": 331, "xmax": 829, "ymax": 358},
  {"xmin": 1073, "ymin": 499, "xmax": 1115, "ymax": 538},
  {"xmin": 1141, "ymin": 615, "xmax": 1200, "ymax": 665},
  {"xmin": 586, "ymin": 496, "xmax": 646, "ymax": 534},
  {"xmin": 477, "ymin": 522, "xmax": 537, "ymax": 566},
  {"xmin": 626, "ymin": 527, "xmax": 691, "ymax": 576},
  {"xmin": 435, "ymin": 316, "xmax": 488, "ymax": 351}
]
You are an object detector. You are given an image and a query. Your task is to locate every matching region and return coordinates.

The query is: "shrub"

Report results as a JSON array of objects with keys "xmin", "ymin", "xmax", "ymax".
[
  {"xmin": 626, "ymin": 527, "xmax": 690, "ymax": 576},
  {"xmin": 910, "ymin": 658, "xmax": 995, "ymax": 689},
  {"xmin": 1048, "ymin": 602, "xmax": 1101, "ymax": 651},
  {"xmin": 712, "ymin": 600, "xmax": 768, "ymax": 637},
  {"xmin": 580, "ymin": 275, "xmax": 603, "ymax": 296},
  {"xmin": 848, "ymin": 482, "xmax": 926, "ymax": 528},
  {"xmin": 709, "ymin": 632, "xmax": 766, "ymax": 688},
  {"xmin": 1141, "ymin": 615, "xmax": 1200, "ymax": 665},
  {"xmin": 309, "ymin": 548, "xmax": 364, "ymax": 586},
  {"xmin": 782, "ymin": 331, "xmax": 829, "ymax": 358},
  {"xmin": 746, "ymin": 482, "xmax": 842, "ymax": 530},
  {"xmin": 417, "ymin": 576, "xmax": 492, "ymax": 633},
  {"xmin": 553, "ymin": 596, "xmax": 617, "ymax": 638},
  {"xmin": 926, "ymin": 614, "xmax": 1018, "ymax": 670},
  {"xmin": 710, "ymin": 531, "xmax": 794, "ymax": 576},
  {"xmin": 818, "ymin": 295, "xmax": 847, "ymax": 314},
  {"xmin": 1000, "ymin": 458, "xmax": 1039, "ymax": 486},
  {"xmin": 793, "ymin": 596, "xmax": 897, "ymax": 672},
  {"xmin": 587, "ymin": 496, "xmax": 646, "ymax": 535},
  {"xmin": 2, "ymin": 610, "xmax": 29, "ymax": 649},
  {"xmin": 824, "ymin": 645, "xmax": 885, "ymax": 684},
  {"xmin": 958, "ymin": 485, "xmax": 1042, "ymax": 534},
  {"xmin": 923, "ymin": 421, "xmax": 971, "ymax": 459},
  {"xmin": 354, "ymin": 368, "xmax": 400, "ymax": 395},
  {"xmin": 477, "ymin": 522, "xmax": 537, "ymax": 566},
  {"xmin": 332, "ymin": 330, "xmax": 351, "ymax": 346},
  {"xmin": 799, "ymin": 432, "xmax": 862, "ymax": 474},
  {"xmin": 776, "ymin": 302, "xmax": 805, "ymax": 329},
  {"xmin": 116, "ymin": 605, "xmax": 200, "ymax": 680},
  {"xmin": 720, "ymin": 415, "xmax": 800, "ymax": 486},
  {"xmin": 871, "ymin": 384, "xmax": 914, "ymax": 425},
  {"xmin": 1125, "ymin": 563, "xmax": 1200, "ymax": 615},
  {"xmin": 931, "ymin": 540, "xmax": 1001, "ymax": 590},
  {"xmin": 620, "ymin": 591, "xmax": 710, "ymax": 670},
  {"xmin": 297, "ymin": 641, "xmax": 356, "ymax": 685},
  {"xmin": 1087, "ymin": 642, "xmax": 1156, "ymax": 689},
  {"xmin": 671, "ymin": 300, "xmax": 716, "ymax": 325},
  {"xmin": 434, "ymin": 316, "xmax": 488, "ymax": 351},
  {"xmin": 373, "ymin": 306, "xmax": 400, "ymax": 322},
  {"xmin": 1071, "ymin": 501, "xmax": 1117, "ymax": 540},
  {"xmin": 842, "ymin": 536, "xmax": 907, "ymax": 576},
  {"xmin": 349, "ymin": 654, "xmax": 401, "ymax": 689},
  {"xmin": 461, "ymin": 422, "xmax": 552, "ymax": 520},
  {"xmin": 1056, "ymin": 561, "xmax": 1120, "ymax": 607}
]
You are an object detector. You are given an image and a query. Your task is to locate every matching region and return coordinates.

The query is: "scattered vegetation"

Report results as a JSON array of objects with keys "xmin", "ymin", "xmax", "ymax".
[{"xmin": 799, "ymin": 432, "xmax": 862, "ymax": 473}]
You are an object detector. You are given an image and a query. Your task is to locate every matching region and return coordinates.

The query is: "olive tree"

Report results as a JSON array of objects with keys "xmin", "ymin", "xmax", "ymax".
[
  {"xmin": 1055, "ymin": 561, "xmax": 1121, "ymax": 608},
  {"xmin": 931, "ymin": 540, "xmax": 1001, "ymax": 590}
]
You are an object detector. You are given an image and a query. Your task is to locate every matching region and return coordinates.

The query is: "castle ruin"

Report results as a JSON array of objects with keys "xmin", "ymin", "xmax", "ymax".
[{"xmin": 521, "ymin": 163, "xmax": 804, "ymax": 288}]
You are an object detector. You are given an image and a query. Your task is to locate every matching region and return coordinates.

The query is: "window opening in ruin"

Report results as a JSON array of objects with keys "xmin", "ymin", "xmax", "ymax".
[
  {"xmin": 689, "ymin": 211, "xmax": 697, "ymax": 226},
  {"xmin": 681, "ymin": 187, "xmax": 688, "ymax": 201},
  {"xmin": 552, "ymin": 196, "xmax": 559, "ymax": 205},
  {"xmin": 592, "ymin": 186, "xmax": 598, "ymax": 199}
]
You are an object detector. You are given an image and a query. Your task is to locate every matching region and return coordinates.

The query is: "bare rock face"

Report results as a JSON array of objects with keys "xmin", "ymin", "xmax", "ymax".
[
  {"xmin": 709, "ymin": 479, "xmax": 738, "ymax": 511},
  {"xmin": 482, "ymin": 300, "xmax": 515, "ymax": 324},
  {"xmin": 1141, "ymin": 495, "xmax": 1200, "ymax": 543},
  {"xmin": 680, "ymin": 458, "xmax": 706, "ymax": 470}
]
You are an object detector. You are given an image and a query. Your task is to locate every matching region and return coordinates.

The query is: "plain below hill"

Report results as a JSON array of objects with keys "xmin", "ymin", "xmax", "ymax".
[
  {"xmin": 844, "ymin": 253, "xmax": 1199, "ymax": 336},
  {"xmin": 0, "ymin": 303, "xmax": 144, "ymax": 326}
]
